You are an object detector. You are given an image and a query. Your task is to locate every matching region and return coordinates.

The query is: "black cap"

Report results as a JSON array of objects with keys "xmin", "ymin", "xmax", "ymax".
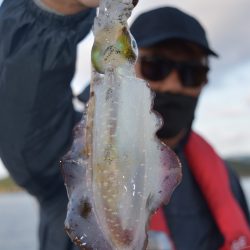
[{"xmin": 130, "ymin": 7, "xmax": 218, "ymax": 57}]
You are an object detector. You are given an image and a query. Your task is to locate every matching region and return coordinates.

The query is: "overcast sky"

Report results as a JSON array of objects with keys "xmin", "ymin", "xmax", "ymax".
[{"xmin": 0, "ymin": 0, "xmax": 249, "ymax": 177}]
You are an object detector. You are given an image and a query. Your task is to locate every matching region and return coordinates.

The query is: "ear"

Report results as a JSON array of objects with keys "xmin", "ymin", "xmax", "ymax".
[
  {"xmin": 203, "ymin": 75, "xmax": 209, "ymax": 86},
  {"xmin": 203, "ymin": 79, "xmax": 208, "ymax": 85}
]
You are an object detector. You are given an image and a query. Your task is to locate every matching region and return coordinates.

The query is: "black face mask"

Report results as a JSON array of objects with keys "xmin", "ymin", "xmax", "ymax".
[{"xmin": 153, "ymin": 92, "xmax": 198, "ymax": 139}]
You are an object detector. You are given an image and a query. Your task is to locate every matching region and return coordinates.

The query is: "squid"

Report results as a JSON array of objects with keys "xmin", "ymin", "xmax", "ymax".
[{"xmin": 61, "ymin": 0, "xmax": 182, "ymax": 249}]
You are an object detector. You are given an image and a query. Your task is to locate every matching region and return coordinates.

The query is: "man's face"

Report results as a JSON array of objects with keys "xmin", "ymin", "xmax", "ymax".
[
  {"xmin": 135, "ymin": 41, "xmax": 209, "ymax": 145},
  {"xmin": 135, "ymin": 42, "xmax": 208, "ymax": 97}
]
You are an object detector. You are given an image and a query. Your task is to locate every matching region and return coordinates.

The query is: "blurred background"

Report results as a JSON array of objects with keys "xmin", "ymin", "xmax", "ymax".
[{"xmin": 0, "ymin": 0, "xmax": 249, "ymax": 249}]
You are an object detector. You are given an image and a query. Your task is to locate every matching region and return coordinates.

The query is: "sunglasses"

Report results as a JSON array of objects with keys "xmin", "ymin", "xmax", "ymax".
[{"xmin": 139, "ymin": 56, "xmax": 209, "ymax": 87}]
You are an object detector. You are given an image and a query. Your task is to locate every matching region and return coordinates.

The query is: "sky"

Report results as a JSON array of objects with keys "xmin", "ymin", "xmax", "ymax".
[{"xmin": 0, "ymin": 0, "xmax": 250, "ymax": 178}]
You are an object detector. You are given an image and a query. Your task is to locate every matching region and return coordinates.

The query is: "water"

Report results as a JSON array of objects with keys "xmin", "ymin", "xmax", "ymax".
[
  {"xmin": 241, "ymin": 177, "xmax": 250, "ymax": 206},
  {"xmin": 0, "ymin": 178, "xmax": 250, "ymax": 250},
  {"xmin": 0, "ymin": 192, "xmax": 38, "ymax": 250}
]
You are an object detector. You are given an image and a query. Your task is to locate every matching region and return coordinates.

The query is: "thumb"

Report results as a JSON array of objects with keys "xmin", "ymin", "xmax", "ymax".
[{"xmin": 78, "ymin": 0, "xmax": 99, "ymax": 7}]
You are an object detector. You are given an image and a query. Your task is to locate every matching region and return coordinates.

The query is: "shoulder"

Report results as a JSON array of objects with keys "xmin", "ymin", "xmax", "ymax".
[{"xmin": 186, "ymin": 131, "xmax": 250, "ymax": 222}]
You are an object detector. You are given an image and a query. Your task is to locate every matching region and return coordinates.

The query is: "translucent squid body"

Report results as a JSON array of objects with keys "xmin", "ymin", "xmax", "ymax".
[{"xmin": 61, "ymin": 0, "xmax": 182, "ymax": 249}]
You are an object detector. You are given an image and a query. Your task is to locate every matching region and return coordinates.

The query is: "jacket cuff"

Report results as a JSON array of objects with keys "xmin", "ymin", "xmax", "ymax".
[
  {"xmin": 27, "ymin": 0, "xmax": 96, "ymax": 27},
  {"xmin": 32, "ymin": 0, "xmax": 64, "ymax": 16}
]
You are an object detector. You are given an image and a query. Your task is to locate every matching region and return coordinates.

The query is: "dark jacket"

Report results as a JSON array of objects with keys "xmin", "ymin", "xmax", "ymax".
[{"xmin": 0, "ymin": 0, "xmax": 95, "ymax": 200}]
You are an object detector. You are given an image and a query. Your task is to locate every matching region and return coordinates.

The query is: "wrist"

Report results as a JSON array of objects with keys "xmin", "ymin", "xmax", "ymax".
[{"xmin": 42, "ymin": 0, "xmax": 87, "ymax": 15}]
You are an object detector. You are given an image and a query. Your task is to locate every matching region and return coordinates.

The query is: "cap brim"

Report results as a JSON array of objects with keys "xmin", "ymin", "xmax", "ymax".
[{"xmin": 136, "ymin": 34, "xmax": 219, "ymax": 57}]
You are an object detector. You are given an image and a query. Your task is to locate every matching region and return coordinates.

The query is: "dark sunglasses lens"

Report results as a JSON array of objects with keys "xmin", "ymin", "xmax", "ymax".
[
  {"xmin": 194, "ymin": 66, "xmax": 209, "ymax": 86},
  {"xmin": 180, "ymin": 65, "xmax": 209, "ymax": 87},
  {"xmin": 140, "ymin": 57, "xmax": 172, "ymax": 81}
]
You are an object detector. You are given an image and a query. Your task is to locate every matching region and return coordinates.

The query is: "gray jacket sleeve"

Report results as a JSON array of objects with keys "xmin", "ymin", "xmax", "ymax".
[{"xmin": 0, "ymin": 0, "xmax": 95, "ymax": 198}]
